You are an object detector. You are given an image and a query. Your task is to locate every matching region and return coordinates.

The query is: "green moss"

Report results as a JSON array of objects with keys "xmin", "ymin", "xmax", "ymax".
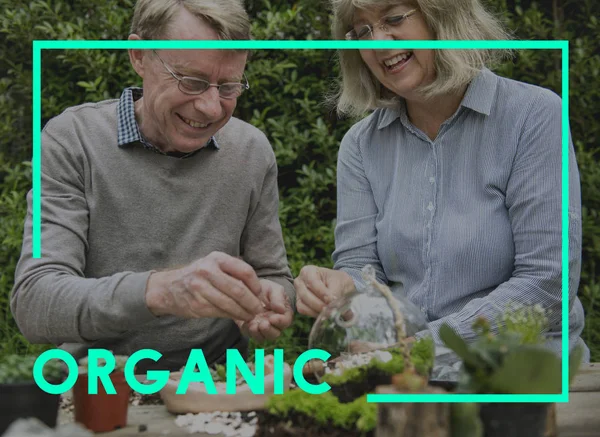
[
  {"xmin": 320, "ymin": 337, "xmax": 435, "ymax": 385},
  {"xmin": 410, "ymin": 336, "xmax": 435, "ymax": 375},
  {"xmin": 266, "ymin": 389, "xmax": 377, "ymax": 432}
]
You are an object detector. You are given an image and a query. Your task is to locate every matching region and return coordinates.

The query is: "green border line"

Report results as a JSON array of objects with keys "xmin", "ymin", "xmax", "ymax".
[
  {"xmin": 34, "ymin": 39, "xmax": 566, "ymax": 50},
  {"xmin": 32, "ymin": 39, "xmax": 570, "ymax": 403}
]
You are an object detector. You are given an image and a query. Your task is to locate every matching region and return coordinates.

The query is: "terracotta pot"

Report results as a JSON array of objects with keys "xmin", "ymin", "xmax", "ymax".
[
  {"xmin": 0, "ymin": 381, "xmax": 60, "ymax": 434},
  {"xmin": 72, "ymin": 371, "xmax": 131, "ymax": 433}
]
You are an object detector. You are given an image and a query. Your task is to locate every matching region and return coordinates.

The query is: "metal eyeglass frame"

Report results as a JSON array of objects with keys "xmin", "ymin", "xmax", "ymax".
[
  {"xmin": 152, "ymin": 50, "xmax": 249, "ymax": 99},
  {"xmin": 345, "ymin": 9, "xmax": 418, "ymax": 41}
]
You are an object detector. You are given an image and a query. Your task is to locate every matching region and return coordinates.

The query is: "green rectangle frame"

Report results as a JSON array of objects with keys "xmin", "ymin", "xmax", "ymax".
[{"xmin": 32, "ymin": 39, "xmax": 570, "ymax": 403}]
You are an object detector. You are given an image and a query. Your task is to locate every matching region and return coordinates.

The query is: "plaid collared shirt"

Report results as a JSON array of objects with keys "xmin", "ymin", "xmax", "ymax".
[{"xmin": 116, "ymin": 87, "xmax": 219, "ymax": 158}]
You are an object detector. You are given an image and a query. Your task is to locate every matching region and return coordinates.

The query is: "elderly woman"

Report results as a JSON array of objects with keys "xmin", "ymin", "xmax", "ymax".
[{"xmin": 295, "ymin": 0, "xmax": 589, "ymax": 361}]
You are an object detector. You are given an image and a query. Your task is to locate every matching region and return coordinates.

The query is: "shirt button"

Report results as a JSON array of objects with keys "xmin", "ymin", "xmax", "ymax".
[
  {"xmin": 427, "ymin": 202, "xmax": 434, "ymax": 211},
  {"xmin": 429, "ymin": 177, "xmax": 435, "ymax": 184}
]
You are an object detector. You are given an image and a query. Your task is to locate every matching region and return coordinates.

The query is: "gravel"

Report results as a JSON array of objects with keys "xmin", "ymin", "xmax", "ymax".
[{"xmin": 174, "ymin": 411, "xmax": 258, "ymax": 436}]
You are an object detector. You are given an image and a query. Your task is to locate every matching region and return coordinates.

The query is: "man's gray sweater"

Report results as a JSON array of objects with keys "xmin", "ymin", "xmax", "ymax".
[{"xmin": 11, "ymin": 98, "xmax": 295, "ymax": 371}]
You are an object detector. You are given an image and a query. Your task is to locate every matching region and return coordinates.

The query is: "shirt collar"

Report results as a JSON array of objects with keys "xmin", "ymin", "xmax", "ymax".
[
  {"xmin": 376, "ymin": 67, "xmax": 498, "ymax": 130},
  {"xmin": 116, "ymin": 87, "xmax": 220, "ymax": 156}
]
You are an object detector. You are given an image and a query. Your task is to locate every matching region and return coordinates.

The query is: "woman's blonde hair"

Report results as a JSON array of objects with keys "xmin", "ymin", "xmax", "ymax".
[
  {"xmin": 330, "ymin": 0, "xmax": 513, "ymax": 118},
  {"xmin": 130, "ymin": 0, "xmax": 251, "ymax": 41}
]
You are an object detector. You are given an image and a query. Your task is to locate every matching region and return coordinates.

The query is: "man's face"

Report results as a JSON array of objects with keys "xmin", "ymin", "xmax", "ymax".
[{"xmin": 129, "ymin": 8, "xmax": 248, "ymax": 153}]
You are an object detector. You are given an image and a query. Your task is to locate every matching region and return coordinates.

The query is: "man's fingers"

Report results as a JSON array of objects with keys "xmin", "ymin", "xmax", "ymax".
[
  {"xmin": 257, "ymin": 318, "xmax": 281, "ymax": 341},
  {"xmin": 213, "ymin": 253, "xmax": 263, "ymax": 296},
  {"xmin": 267, "ymin": 310, "xmax": 292, "ymax": 331},
  {"xmin": 266, "ymin": 284, "xmax": 288, "ymax": 314},
  {"xmin": 190, "ymin": 277, "xmax": 254, "ymax": 321},
  {"xmin": 174, "ymin": 284, "xmax": 236, "ymax": 319},
  {"xmin": 201, "ymin": 269, "xmax": 265, "ymax": 316},
  {"xmin": 247, "ymin": 319, "xmax": 266, "ymax": 342}
]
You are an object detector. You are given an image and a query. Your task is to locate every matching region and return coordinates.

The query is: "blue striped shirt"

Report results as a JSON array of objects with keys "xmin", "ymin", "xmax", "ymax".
[{"xmin": 333, "ymin": 68, "xmax": 588, "ymax": 360}]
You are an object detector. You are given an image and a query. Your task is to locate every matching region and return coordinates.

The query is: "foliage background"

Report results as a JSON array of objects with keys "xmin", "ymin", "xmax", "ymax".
[{"xmin": 1, "ymin": 0, "xmax": 598, "ymax": 361}]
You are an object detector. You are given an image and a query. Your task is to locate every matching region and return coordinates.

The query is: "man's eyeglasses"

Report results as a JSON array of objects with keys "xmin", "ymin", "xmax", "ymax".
[
  {"xmin": 152, "ymin": 50, "xmax": 249, "ymax": 99},
  {"xmin": 345, "ymin": 9, "xmax": 418, "ymax": 40}
]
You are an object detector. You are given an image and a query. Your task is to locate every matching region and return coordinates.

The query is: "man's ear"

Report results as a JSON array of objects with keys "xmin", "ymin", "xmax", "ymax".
[{"xmin": 128, "ymin": 34, "xmax": 145, "ymax": 78}]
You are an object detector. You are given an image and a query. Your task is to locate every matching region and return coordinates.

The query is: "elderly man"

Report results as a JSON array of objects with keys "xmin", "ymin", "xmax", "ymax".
[{"xmin": 11, "ymin": 0, "xmax": 295, "ymax": 372}]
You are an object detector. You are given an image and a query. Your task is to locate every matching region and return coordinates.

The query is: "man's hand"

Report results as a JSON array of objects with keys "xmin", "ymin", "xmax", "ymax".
[
  {"xmin": 235, "ymin": 279, "xmax": 294, "ymax": 342},
  {"xmin": 144, "ymin": 251, "xmax": 265, "ymax": 322},
  {"xmin": 294, "ymin": 266, "xmax": 355, "ymax": 317}
]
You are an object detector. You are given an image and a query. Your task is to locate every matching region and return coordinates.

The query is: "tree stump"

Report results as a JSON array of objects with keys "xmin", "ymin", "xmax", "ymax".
[{"xmin": 376, "ymin": 386, "xmax": 451, "ymax": 437}]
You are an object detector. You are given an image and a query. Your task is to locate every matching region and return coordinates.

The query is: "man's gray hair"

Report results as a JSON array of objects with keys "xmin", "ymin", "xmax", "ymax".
[
  {"xmin": 130, "ymin": 0, "xmax": 251, "ymax": 41},
  {"xmin": 329, "ymin": 0, "xmax": 513, "ymax": 118}
]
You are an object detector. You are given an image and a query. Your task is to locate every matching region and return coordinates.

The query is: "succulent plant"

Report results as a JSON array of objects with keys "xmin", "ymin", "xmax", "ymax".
[
  {"xmin": 439, "ymin": 306, "xmax": 584, "ymax": 394},
  {"xmin": 0, "ymin": 354, "xmax": 65, "ymax": 384}
]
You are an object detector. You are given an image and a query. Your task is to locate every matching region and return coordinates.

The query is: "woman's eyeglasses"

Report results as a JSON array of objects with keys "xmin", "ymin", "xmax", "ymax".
[{"xmin": 345, "ymin": 9, "xmax": 418, "ymax": 40}]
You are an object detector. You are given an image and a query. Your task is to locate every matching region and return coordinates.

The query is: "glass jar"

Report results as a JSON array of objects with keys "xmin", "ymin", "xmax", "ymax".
[{"xmin": 307, "ymin": 265, "xmax": 434, "ymax": 382}]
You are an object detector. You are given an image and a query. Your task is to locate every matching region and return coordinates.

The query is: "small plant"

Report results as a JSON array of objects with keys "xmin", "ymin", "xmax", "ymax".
[
  {"xmin": 439, "ymin": 304, "xmax": 584, "ymax": 394},
  {"xmin": 0, "ymin": 354, "xmax": 64, "ymax": 433},
  {"xmin": 0, "ymin": 354, "xmax": 64, "ymax": 384},
  {"xmin": 497, "ymin": 302, "xmax": 548, "ymax": 344},
  {"xmin": 78, "ymin": 354, "xmax": 129, "ymax": 373}
]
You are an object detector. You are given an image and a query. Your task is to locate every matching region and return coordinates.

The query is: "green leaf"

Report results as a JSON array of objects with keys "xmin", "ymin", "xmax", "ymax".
[
  {"xmin": 487, "ymin": 346, "xmax": 561, "ymax": 394},
  {"xmin": 439, "ymin": 324, "xmax": 480, "ymax": 367}
]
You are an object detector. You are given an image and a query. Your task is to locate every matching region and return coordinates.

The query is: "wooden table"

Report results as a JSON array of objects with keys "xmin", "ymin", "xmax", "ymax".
[{"xmin": 58, "ymin": 363, "xmax": 600, "ymax": 437}]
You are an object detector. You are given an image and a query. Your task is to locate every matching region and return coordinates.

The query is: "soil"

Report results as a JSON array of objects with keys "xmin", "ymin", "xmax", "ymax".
[
  {"xmin": 255, "ymin": 410, "xmax": 374, "ymax": 437},
  {"xmin": 328, "ymin": 367, "xmax": 393, "ymax": 403}
]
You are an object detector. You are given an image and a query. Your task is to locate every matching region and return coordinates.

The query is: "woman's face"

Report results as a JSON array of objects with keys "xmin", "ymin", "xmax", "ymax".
[{"xmin": 353, "ymin": 5, "xmax": 437, "ymax": 100}]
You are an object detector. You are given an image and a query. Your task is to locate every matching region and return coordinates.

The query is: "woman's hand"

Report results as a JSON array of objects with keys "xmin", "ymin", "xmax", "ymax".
[{"xmin": 294, "ymin": 266, "xmax": 355, "ymax": 317}]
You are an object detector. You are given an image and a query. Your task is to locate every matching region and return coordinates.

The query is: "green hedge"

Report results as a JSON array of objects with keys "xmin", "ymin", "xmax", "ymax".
[{"xmin": 1, "ymin": 0, "xmax": 598, "ymax": 361}]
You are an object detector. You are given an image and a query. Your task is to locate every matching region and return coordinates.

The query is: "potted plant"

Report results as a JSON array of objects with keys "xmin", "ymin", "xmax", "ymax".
[
  {"xmin": 0, "ymin": 353, "xmax": 65, "ymax": 434},
  {"xmin": 439, "ymin": 304, "xmax": 584, "ymax": 437},
  {"xmin": 72, "ymin": 354, "xmax": 131, "ymax": 433}
]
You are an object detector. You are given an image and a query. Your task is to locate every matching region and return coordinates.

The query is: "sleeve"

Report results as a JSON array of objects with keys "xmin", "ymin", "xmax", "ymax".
[
  {"xmin": 10, "ymin": 114, "xmax": 157, "ymax": 345},
  {"xmin": 239, "ymin": 141, "xmax": 296, "ymax": 310},
  {"xmin": 420, "ymin": 89, "xmax": 582, "ymax": 345},
  {"xmin": 332, "ymin": 125, "xmax": 387, "ymax": 288}
]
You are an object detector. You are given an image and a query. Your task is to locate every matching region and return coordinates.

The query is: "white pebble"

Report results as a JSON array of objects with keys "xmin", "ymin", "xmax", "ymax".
[
  {"xmin": 206, "ymin": 422, "xmax": 222, "ymax": 434},
  {"xmin": 223, "ymin": 425, "xmax": 237, "ymax": 436},
  {"xmin": 239, "ymin": 425, "xmax": 256, "ymax": 437},
  {"xmin": 374, "ymin": 350, "xmax": 393, "ymax": 363},
  {"xmin": 174, "ymin": 414, "xmax": 194, "ymax": 427},
  {"xmin": 189, "ymin": 422, "xmax": 206, "ymax": 433}
]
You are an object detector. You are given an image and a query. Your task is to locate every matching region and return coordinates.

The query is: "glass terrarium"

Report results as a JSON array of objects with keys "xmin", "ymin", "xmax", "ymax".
[{"xmin": 307, "ymin": 265, "xmax": 435, "ymax": 401}]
